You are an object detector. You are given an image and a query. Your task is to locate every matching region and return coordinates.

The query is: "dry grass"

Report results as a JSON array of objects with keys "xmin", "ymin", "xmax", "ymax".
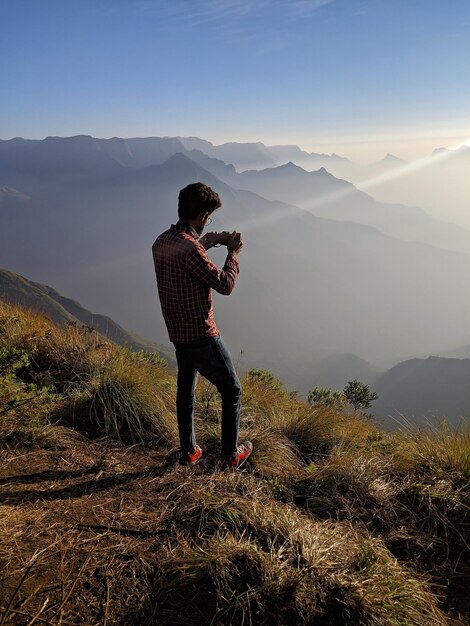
[
  {"xmin": 391, "ymin": 422, "xmax": 470, "ymax": 479},
  {"xmin": 0, "ymin": 300, "xmax": 469, "ymax": 624},
  {"xmin": 240, "ymin": 370, "xmax": 380, "ymax": 462},
  {"xmin": 0, "ymin": 300, "xmax": 177, "ymax": 446},
  {"xmin": 291, "ymin": 431, "xmax": 470, "ymax": 603},
  {"xmin": 66, "ymin": 346, "xmax": 177, "ymax": 445},
  {"xmin": 0, "ymin": 300, "xmax": 107, "ymax": 391},
  {"xmin": 154, "ymin": 472, "xmax": 448, "ymax": 625}
]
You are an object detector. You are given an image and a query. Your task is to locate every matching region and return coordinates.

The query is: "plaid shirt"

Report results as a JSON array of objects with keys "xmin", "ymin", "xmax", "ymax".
[{"xmin": 152, "ymin": 222, "xmax": 239, "ymax": 344}]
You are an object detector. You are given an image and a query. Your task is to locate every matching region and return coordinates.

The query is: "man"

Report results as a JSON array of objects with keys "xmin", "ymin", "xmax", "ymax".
[{"xmin": 152, "ymin": 182, "xmax": 253, "ymax": 469}]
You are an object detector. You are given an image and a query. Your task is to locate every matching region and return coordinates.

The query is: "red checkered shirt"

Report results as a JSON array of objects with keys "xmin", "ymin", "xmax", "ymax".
[{"xmin": 152, "ymin": 222, "xmax": 239, "ymax": 344}]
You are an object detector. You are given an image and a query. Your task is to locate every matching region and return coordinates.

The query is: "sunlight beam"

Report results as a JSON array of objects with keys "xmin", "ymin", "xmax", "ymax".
[{"xmin": 236, "ymin": 138, "xmax": 470, "ymax": 233}]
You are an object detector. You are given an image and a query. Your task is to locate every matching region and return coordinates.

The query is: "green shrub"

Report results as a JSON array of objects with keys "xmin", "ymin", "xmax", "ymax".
[
  {"xmin": 247, "ymin": 368, "xmax": 286, "ymax": 393},
  {"xmin": 307, "ymin": 386, "xmax": 345, "ymax": 409},
  {"xmin": 132, "ymin": 349, "xmax": 167, "ymax": 367}
]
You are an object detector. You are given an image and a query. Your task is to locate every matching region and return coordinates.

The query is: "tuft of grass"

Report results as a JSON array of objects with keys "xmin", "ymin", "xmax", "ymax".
[
  {"xmin": 386, "ymin": 423, "xmax": 470, "ymax": 571},
  {"xmin": 65, "ymin": 346, "xmax": 177, "ymax": 445},
  {"xmin": 292, "ymin": 447, "xmax": 396, "ymax": 524},
  {"xmin": 0, "ymin": 300, "xmax": 110, "ymax": 392},
  {"xmin": 243, "ymin": 425, "xmax": 304, "ymax": 478},
  {"xmin": 0, "ymin": 300, "xmax": 178, "ymax": 446},
  {"xmin": 241, "ymin": 369, "xmax": 380, "ymax": 464},
  {"xmin": 154, "ymin": 534, "xmax": 329, "ymax": 626},
  {"xmin": 391, "ymin": 422, "xmax": 470, "ymax": 480},
  {"xmin": 276, "ymin": 403, "xmax": 375, "ymax": 459},
  {"xmin": 154, "ymin": 472, "xmax": 447, "ymax": 626},
  {"xmin": 346, "ymin": 538, "xmax": 448, "ymax": 626},
  {"xmin": 293, "ymin": 431, "xmax": 470, "ymax": 587}
]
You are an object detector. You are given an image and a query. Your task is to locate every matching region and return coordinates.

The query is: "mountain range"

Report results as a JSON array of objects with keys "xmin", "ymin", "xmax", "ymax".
[
  {"xmin": 1, "ymin": 134, "xmax": 469, "ymax": 425},
  {"xmin": 175, "ymin": 136, "xmax": 470, "ymax": 232}
]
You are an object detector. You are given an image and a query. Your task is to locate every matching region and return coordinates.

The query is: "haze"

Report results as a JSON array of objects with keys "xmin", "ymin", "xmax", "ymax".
[{"xmin": 1, "ymin": 1, "xmax": 470, "ymax": 425}]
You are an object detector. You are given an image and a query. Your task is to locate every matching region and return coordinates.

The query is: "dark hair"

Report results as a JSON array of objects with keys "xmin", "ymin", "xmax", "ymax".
[{"xmin": 178, "ymin": 182, "xmax": 222, "ymax": 220}]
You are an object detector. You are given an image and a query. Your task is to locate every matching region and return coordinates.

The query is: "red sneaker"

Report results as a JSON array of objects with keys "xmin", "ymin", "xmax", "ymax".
[
  {"xmin": 179, "ymin": 445, "xmax": 202, "ymax": 466},
  {"xmin": 220, "ymin": 441, "xmax": 253, "ymax": 469}
]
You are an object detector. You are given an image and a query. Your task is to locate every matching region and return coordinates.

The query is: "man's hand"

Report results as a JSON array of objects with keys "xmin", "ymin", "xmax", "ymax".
[
  {"xmin": 198, "ymin": 233, "xmax": 217, "ymax": 250},
  {"xmin": 227, "ymin": 230, "xmax": 243, "ymax": 254},
  {"xmin": 199, "ymin": 231, "xmax": 221, "ymax": 250}
]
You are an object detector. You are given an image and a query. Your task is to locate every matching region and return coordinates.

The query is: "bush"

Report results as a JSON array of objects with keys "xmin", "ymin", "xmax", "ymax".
[
  {"xmin": 246, "ymin": 368, "xmax": 287, "ymax": 393},
  {"xmin": 0, "ymin": 344, "xmax": 56, "ymax": 428},
  {"xmin": 132, "ymin": 349, "xmax": 167, "ymax": 367},
  {"xmin": 307, "ymin": 386, "xmax": 345, "ymax": 409}
]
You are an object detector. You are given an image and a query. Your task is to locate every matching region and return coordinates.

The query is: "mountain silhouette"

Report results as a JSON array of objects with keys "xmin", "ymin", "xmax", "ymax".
[{"xmin": 373, "ymin": 356, "xmax": 470, "ymax": 426}]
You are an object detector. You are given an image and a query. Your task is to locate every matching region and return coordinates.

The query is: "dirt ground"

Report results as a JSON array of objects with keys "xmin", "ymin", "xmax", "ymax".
[{"xmin": 0, "ymin": 423, "xmax": 201, "ymax": 625}]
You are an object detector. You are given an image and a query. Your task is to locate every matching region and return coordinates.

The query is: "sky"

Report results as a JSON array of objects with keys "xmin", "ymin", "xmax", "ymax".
[{"xmin": 1, "ymin": 0, "xmax": 469, "ymax": 162}]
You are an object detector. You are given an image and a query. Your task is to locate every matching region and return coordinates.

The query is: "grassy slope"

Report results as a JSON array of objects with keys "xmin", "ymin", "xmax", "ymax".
[
  {"xmin": 0, "ymin": 300, "xmax": 469, "ymax": 625},
  {"xmin": 0, "ymin": 267, "xmax": 176, "ymax": 366}
]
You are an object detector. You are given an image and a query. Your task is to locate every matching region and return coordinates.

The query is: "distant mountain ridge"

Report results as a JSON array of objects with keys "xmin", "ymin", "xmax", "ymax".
[
  {"xmin": 2, "ymin": 134, "xmax": 467, "ymax": 248},
  {"xmin": 5, "ymin": 133, "xmax": 463, "ymax": 255},
  {"xmin": 173, "ymin": 136, "xmax": 470, "ymax": 233},
  {"xmin": 373, "ymin": 356, "xmax": 470, "ymax": 426},
  {"xmin": 305, "ymin": 353, "xmax": 382, "ymax": 391},
  {"xmin": 212, "ymin": 159, "xmax": 470, "ymax": 254},
  {"xmin": 176, "ymin": 136, "xmax": 354, "ymax": 172}
]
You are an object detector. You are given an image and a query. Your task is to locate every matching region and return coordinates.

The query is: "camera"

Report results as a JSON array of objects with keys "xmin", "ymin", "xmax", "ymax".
[
  {"xmin": 200, "ymin": 230, "xmax": 235, "ymax": 251},
  {"xmin": 215, "ymin": 231, "xmax": 231, "ymax": 246}
]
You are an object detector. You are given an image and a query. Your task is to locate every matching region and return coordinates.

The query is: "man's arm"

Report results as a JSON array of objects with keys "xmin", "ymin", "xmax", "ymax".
[{"xmin": 186, "ymin": 241, "xmax": 239, "ymax": 295}]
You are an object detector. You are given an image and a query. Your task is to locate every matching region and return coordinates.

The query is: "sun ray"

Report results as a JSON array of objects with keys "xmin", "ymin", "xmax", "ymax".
[{"xmin": 237, "ymin": 138, "xmax": 470, "ymax": 233}]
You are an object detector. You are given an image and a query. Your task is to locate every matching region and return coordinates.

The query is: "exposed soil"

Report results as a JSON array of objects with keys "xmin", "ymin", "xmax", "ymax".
[{"xmin": 0, "ymin": 424, "xmax": 209, "ymax": 625}]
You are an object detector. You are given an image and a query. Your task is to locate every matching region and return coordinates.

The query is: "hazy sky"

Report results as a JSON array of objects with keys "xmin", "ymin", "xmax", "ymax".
[{"xmin": 1, "ymin": 0, "xmax": 469, "ymax": 162}]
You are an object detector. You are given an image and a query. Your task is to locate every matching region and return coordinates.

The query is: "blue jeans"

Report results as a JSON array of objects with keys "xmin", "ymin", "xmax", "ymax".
[{"xmin": 173, "ymin": 334, "xmax": 241, "ymax": 457}]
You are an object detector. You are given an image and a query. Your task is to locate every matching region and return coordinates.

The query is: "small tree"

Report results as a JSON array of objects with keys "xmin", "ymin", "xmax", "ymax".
[
  {"xmin": 343, "ymin": 379, "xmax": 378, "ymax": 411},
  {"xmin": 307, "ymin": 386, "xmax": 345, "ymax": 410},
  {"xmin": 247, "ymin": 368, "xmax": 285, "ymax": 392}
]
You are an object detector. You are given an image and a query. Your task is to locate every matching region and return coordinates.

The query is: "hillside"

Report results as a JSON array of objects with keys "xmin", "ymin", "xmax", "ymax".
[
  {"xmin": 305, "ymin": 353, "xmax": 382, "ymax": 391},
  {"xmin": 373, "ymin": 356, "xmax": 470, "ymax": 426},
  {"xmin": 0, "ymin": 300, "xmax": 469, "ymax": 624},
  {"xmin": 0, "ymin": 267, "xmax": 175, "ymax": 366}
]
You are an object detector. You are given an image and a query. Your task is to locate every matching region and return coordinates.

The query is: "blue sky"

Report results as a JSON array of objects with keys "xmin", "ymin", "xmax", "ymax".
[{"xmin": 1, "ymin": 0, "xmax": 469, "ymax": 160}]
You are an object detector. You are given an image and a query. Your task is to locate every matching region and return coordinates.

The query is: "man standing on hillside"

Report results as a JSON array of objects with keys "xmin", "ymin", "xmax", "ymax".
[{"xmin": 152, "ymin": 182, "xmax": 253, "ymax": 468}]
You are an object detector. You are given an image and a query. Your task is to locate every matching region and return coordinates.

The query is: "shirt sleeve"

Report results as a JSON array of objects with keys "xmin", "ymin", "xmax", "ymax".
[{"xmin": 186, "ymin": 241, "xmax": 239, "ymax": 295}]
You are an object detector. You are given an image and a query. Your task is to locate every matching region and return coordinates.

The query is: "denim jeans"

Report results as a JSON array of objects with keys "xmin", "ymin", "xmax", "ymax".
[{"xmin": 173, "ymin": 334, "xmax": 241, "ymax": 457}]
